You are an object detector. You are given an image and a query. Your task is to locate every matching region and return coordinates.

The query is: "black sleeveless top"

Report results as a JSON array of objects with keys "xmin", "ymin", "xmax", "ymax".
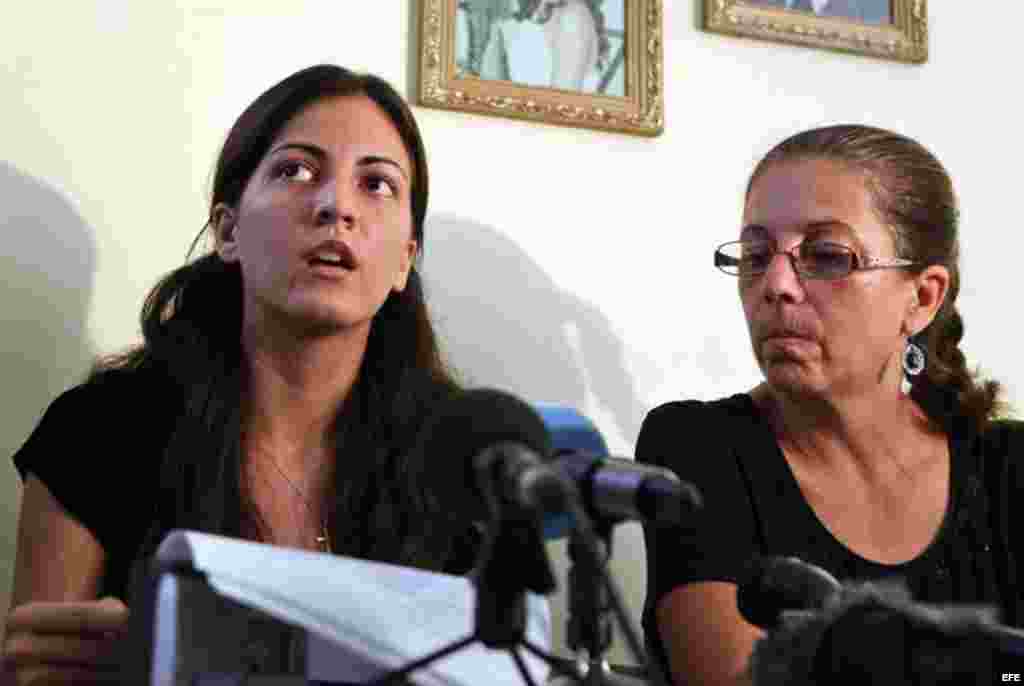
[
  {"xmin": 13, "ymin": 366, "xmax": 480, "ymax": 602},
  {"xmin": 638, "ymin": 394, "xmax": 1024, "ymax": 671}
]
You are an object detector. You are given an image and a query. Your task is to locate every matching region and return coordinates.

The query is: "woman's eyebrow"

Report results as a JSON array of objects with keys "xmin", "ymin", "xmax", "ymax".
[
  {"xmin": 265, "ymin": 143, "xmax": 409, "ymax": 182},
  {"xmin": 805, "ymin": 219, "xmax": 853, "ymax": 232},
  {"xmin": 267, "ymin": 142, "xmax": 326, "ymax": 159},
  {"xmin": 740, "ymin": 220, "xmax": 855, "ymax": 240},
  {"xmin": 740, "ymin": 224, "xmax": 769, "ymax": 240},
  {"xmin": 357, "ymin": 155, "xmax": 409, "ymax": 182}
]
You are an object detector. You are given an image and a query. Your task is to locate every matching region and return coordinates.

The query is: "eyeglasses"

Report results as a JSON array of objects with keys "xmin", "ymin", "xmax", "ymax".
[{"xmin": 714, "ymin": 239, "xmax": 916, "ymax": 280}]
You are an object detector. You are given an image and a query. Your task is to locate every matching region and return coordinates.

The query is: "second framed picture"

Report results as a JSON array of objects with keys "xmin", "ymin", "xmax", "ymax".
[
  {"xmin": 416, "ymin": 0, "xmax": 664, "ymax": 137},
  {"xmin": 704, "ymin": 0, "xmax": 927, "ymax": 64}
]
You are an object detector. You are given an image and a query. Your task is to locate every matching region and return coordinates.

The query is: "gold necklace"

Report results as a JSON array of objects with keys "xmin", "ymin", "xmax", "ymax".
[{"xmin": 253, "ymin": 449, "xmax": 333, "ymax": 554}]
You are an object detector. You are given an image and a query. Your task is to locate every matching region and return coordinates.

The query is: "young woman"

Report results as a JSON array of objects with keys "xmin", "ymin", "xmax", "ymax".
[{"xmin": 3, "ymin": 65, "xmax": 477, "ymax": 686}]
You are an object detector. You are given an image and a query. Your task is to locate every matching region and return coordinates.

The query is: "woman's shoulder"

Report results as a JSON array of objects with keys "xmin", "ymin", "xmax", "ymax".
[
  {"xmin": 12, "ymin": 362, "xmax": 182, "ymax": 581},
  {"xmin": 970, "ymin": 417, "xmax": 1024, "ymax": 462},
  {"xmin": 15, "ymin": 362, "xmax": 180, "ymax": 473},
  {"xmin": 47, "ymin": 362, "xmax": 157, "ymax": 409},
  {"xmin": 641, "ymin": 393, "xmax": 756, "ymax": 437},
  {"xmin": 973, "ymin": 417, "xmax": 1024, "ymax": 469},
  {"xmin": 983, "ymin": 417, "xmax": 1024, "ymax": 439},
  {"xmin": 949, "ymin": 417, "xmax": 1024, "ymax": 508},
  {"xmin": 87, "ymin": 359, "xmax": 175, "ymax": 389},
  {"xmin": 637, "ymin": 393, "xmax": 760, "ymax": 470},
  {"xmin": 57, "ymin": 362, "xmax": 179, "ymax": 415}
]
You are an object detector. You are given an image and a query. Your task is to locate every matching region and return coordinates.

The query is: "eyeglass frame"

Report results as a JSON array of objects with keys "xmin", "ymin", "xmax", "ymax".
[{"xmin": 713, "ymin": 238, "xmax": 917, "ymax": 280}]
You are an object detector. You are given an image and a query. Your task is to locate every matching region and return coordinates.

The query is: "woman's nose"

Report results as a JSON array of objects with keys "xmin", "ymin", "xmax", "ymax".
[
  {"xmin": 761, "ymin": 250, "xmax": 805, "ymax": 303},
  {"xmin": 314, "ymin": 203, "xmax": 340, "ymax": 226},
  {"xmin": 313, "ymin": 182, "xmax": 356, "ymax": 228}
]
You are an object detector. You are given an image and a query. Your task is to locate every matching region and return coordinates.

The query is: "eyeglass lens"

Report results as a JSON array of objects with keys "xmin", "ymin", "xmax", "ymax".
[{"xmin": 729, "ymin": 241, "xmax": 855, "ymax": 278}]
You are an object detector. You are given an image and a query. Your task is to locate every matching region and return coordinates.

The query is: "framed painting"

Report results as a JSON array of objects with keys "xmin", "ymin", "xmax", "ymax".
[
  {"xmin": 416, "ymin": 0, "xmax": 664, "ymax": 136},
  {"xmin": 703, "ymin": 0, "xmax": 927, "ymax": 63}
]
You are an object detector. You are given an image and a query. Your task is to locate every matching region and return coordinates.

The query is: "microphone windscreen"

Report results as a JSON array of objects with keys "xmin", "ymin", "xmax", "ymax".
[
  {"xmin": 738, "ymin": 556, "xmax": 841, "ymax": 630},
  {"xmin": 416, "ymin": 388, "xmax": 552, "ymax": 518}
]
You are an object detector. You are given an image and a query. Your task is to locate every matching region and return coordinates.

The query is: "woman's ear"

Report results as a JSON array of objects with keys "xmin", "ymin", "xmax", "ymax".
[
  {"xmin": 212, "ymin": 203, "xmax": 240, "ymax": 263},
  {"xmin": 904, "ymin": 264, "xmax": 950, "ymax": 336},
  {"xmin": 391, "ymin": 238, "xmax": 418, "ymax": 293}
]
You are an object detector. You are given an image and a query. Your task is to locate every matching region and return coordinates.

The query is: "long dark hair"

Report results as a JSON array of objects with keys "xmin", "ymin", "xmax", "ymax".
[
  {"xmin": 95, "ymin": 65, "xmax": 464, "ymax": 576},
  {"xmin": 748, "ymin": 124, "xmax": 1002, "ymax": 435}
]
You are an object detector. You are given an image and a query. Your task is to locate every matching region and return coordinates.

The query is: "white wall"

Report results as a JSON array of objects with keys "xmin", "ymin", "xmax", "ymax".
[{"xmin": 3, "ymin": 0, "xmax": 1022, "ymax": 664}]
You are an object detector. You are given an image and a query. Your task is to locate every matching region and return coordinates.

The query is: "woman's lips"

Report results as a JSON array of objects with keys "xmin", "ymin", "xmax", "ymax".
[
  {"xmin": 760, "ymin": 335, "xmax": 818, "ymax": 360},
  {"xmin": 307, "ymin": 262, "xmax": 353, "ymax": 281},
  {"xmin": 763, "ymin": 333, "xmax": 813, "ymax": 343}
]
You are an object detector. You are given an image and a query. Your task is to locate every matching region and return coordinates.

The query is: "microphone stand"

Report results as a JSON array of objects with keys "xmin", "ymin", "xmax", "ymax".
[
  {"xmin": 551, "ymin": 522, "xmax": 635, "ymax": 686},
  {"xmin": 548, "ymin": 507, "xmax": 670, "ymax": 686},
  {"xmin": 366, "ymin": 447, "xmax": 576, "ymax": 686},
  {"xmin": 367, "ymin": 448, "xmax": 670, "ymax": 686}
]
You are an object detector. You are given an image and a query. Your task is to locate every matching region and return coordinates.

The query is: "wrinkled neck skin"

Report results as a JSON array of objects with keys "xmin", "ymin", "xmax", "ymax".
[{"xmin": 750, "ymin": 366, "xmax": 941, "ymax": 481}]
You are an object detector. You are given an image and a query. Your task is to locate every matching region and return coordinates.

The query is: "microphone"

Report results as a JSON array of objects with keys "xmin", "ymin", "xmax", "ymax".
[
  {"xmin": 533, "ymin": 404, "xmax": 703, "ymax": 538},
  {"xmin": 738, "ymin": 556, "xmax": 1024, "ymax": 684},
  {"xmin": 416, "ymin": 388, "xmax": 561, "ymax": 521},
  {"xmin": 738, "ymin": 555, "xmax": 841, "ymax": 630},
  {"xmin": 419, "ymin": 391, "xmax": 703, "ymax": 537},
  {"xmin": 556, "ymin": 453, "xmax": 703, "ymax": 526},
  {"xmin": 383, "ymin": 390, "xmax": 671, "ymax": 686},
  {"xmin": 419, "ymin": 389, "xmax": 675, "ymax": 683}
]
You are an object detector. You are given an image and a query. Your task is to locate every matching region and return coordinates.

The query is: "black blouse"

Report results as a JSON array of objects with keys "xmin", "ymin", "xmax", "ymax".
[
  {"xmin": 13, "ymin": 366, "xmax": 479, "ymax": 602},
  {"xmin": 13, "ymin": 368, "xmax": 178, "ymax": 600},
  {"xmin": 637, "ymin": 394, "xmax": 1024, "ymax": 671}
]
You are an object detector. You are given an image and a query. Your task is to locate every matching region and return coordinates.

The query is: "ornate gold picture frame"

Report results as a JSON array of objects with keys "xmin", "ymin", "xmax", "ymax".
[
  {"xmin": 416, "ymin": 0, "xmax": 664, "ymax": 137},
  {"xmin": 703, "ymin": 1, "xmax": 927, "ymax": 64}
]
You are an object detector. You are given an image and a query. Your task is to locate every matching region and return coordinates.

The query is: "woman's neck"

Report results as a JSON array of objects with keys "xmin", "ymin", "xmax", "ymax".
[
  {"xmin": 239, "ymin": 315, "xmax": 369, "ymax": 475},
  {"xmin": 751, "ymin": 381, "xmax": 939, "ymax": 480}
]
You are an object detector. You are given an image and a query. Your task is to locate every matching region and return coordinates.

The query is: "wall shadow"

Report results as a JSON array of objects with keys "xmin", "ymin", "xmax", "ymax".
[
  {"xmin": 0, "ymin": 162, "xmax": 97, "ymax": 618},
  {"xmin": 421, "ymin": 212, "xmax": 645, "ymax": 446},
  {"xmin": 420, "ymin": 212, "xmax": 647, "ymax": 663}
]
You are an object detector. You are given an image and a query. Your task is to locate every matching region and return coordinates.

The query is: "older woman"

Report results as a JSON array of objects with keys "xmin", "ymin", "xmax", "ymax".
[
  {"xmin": 639, "ymin": 124, "xmax": 1022, "ymax": 685},
  {"xmin": 3, "ymin": 65, "xmax": 475, "ymax": 686}
]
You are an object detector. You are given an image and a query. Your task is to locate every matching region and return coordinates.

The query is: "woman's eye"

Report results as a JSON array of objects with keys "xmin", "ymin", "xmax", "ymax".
[
  {"xmin": 277, "ymin": 162, "xmax": 315, "ymax": 183},
  {"xmin": 364, "ymin": 175, "xmax": 397, "ymax": 197},
  {"xmin": 742, "ymin": 246, "xmax": 772, "ymax": 269}
]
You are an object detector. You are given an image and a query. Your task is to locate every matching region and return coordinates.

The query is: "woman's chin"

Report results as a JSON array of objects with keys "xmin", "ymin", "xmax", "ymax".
[
  {"xmin": 273, "ymin": 299, "xmax": 375, "ymax": 336},
  {"xmin": 760, "ymin": 361, "xmax": 826, "ymax": 397}
]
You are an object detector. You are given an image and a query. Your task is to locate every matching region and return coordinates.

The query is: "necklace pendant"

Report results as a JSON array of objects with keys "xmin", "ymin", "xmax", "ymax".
[{"xmin": 316, "ymin": 523, "xmax": 331, "ymax": 554}]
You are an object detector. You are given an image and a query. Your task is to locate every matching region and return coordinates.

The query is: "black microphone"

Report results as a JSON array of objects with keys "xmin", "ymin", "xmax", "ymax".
[
  {"xmin": 415, "ymin": 387, "xmax": 562, "ymax": 521},
  {"xmin": 420, "ymin": 390, "xmax": 704, "ymax": 533},
  {"xmin": 553, "ymin": 453, "xmax": 703, "ymax": 528},
  {"xmin": 534, "ymin": 404, "xmax": 703, "ymax": 536},
  {"xmin": 738, "ymin": 556, "xmax": 1024, "ymax": 685},
  {"xmin": 391, "ymin": 390, "xmax": 671, "ymax": 685},
  {"xmin": 737, "ymin": 555, "xmax": 841, "ymax": 630}
]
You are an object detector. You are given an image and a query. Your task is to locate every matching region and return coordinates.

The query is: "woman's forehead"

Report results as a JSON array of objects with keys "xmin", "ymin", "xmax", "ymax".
[
  {"xmin": 743, "ymin": 159, "xmax": 892, "ymax": 249},
  {"xmin": 272, "ymin": 95, "xmax": 412, "ymax": 174}
]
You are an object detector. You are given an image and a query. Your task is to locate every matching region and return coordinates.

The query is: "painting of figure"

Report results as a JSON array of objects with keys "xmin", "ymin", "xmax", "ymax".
[
  {"xmin": 745, "ymin": 0, "xmax": 891, "ymax": 25},
  {"xmin": 702, "ymin": 0, "xmax": 925, "ymax": 63},
  {"xmin": 456, "ymin": 0, "xmax": 626, "ymax": 96}
]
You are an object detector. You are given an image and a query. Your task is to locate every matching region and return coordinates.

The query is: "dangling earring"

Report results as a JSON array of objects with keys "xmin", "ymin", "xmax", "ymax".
[{"xmin": 901, "ymin": 336, "xmax": 926, "ymax": 394}]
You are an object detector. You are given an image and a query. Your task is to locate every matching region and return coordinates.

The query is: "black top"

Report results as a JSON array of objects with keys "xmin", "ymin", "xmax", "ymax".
[
  {"xmin": 637, "ymin": 393, "xmax": 1024, "ymax": 671},
  {"xmin": 13, "ymin": 366, "xmax": 478, "ymax": 602},
  {"xmin": 14, "ymin": 368, "xmax": 179, "ymax": 601}
]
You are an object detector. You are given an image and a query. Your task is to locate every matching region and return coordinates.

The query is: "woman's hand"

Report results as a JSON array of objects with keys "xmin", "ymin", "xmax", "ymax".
[{"xmin": 2, "ymin": 597, "xmax": 128, "ymax": 686}]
